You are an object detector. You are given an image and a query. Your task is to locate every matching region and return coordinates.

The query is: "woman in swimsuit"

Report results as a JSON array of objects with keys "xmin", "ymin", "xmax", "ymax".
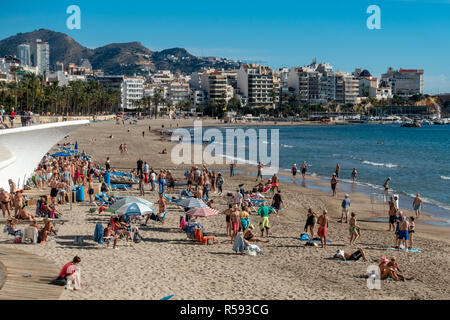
[
  {"xmin": 330, "ymin": 173, "xmax": 337, "ymax": 197},
  {"xmin": 304, "ymin": 208, "xmax": 318, "ymax": 239},
  {"xmin": 349, "ymin": 212, "xmax": 360, "ymax": 246}
]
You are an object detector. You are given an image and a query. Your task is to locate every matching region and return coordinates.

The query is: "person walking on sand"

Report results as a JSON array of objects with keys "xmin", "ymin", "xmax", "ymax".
[
  {"xmin": 351, "ymin": 168, "xmax": 358, "ymax": 183},
  {"xmin": 271, "ymin": 174, "xmax": 280, "ymax": 193},
  {"xmin": 258, "ymin": 205, "xmax": 273, "ymax": 238},
  {"xmin": 230, "ymin": 163, "xmax": 235, "ymax": 177},
  {"xmin": 139, "ymin": 174, "xmax": 145, "ymax": 196},
  {"xmin": 256, "ymin": 162, "xmax": 264, "ymax": 181},
  {"xmin": 349, "ymin": 212, "xmax": 360, "ymax": 246},
  {"xmin": 340, "ymin": 194, "xmax": 351, "ymax": 223},
  {"xmin": 384, "ymin": 177, "xmax": 391, "ymax": 201},
  {"xmin": 301, "ymin": 161, "xmax": 307, "ymax": 179},
  {"xmin": 412, "ymin": 194, "xmax": 423, "ymax": 218},
  {"xmin": 331, "ymin": 173, "xmax": 338, "ymax": 197},
  {"xmin": 317, "ymin": 210, "xmax": 329, "ymax": 248},
  {"xmin": 272, "ymin": 190, "xmax": 283, "ymax": 215}
]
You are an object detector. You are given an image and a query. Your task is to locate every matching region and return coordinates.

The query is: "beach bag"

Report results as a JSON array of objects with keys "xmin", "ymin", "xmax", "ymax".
[
  {"xmin": 133, "ymin": 231, "xmax": 142, "ymax": 243},
  {"xmin": 14, "ymin": 237, "xmax": 22, "ymax": 244},
  {"xmin": 180, "ymin": 216, "xmax": 187, "ymax": 230},
  {"xmin": 300, "ymin": 233, "xmax": 310, "ymax": 241},
  {"xmin": 305, "ymin": 241, "xmax": 318, "ymax": 247}
]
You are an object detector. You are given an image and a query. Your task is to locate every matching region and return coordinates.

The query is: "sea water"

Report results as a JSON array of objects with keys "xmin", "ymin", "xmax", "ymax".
[{"xmin": 184, "ymin": 124, "xmax": 450, "ymax": 225}]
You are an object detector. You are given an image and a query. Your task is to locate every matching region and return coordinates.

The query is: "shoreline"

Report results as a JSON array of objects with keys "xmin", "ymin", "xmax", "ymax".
[
  {"xmin": 2, "ymin": 118, "xmax": 447, "ymax": 300},
  {"xmin": 162, "ymin": 121, "xmax": 450, "ymax": 228}
]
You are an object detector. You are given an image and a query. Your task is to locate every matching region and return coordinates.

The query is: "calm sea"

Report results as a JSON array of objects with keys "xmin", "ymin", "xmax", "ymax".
[{"xmin": 182, "ymin": 124, "xmax": 450, "ymax": 224}]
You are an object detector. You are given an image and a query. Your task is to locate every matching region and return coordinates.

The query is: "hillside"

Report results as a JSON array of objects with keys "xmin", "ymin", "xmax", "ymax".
[{"xmin": 0, "ymin": 29, "xmax": 240, "ymax": 75}]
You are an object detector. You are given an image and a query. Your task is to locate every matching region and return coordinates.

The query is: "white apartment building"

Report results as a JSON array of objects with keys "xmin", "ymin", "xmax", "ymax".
[
  {"xmin": 381, "ymin": 68, "xmax": 424, "ymax": 97},
  {"xmin": 36, "ymin": 39, "xmax": 50, "ymax": 76},
  {"xmin": 237, "ymin": 64, "xmax": 275, "ymax": 108},
  {"xmin": 150, "ymin": 70, "xmax": 174, "ymax": 84},
  {"xmin": 167, "ymin": 81, "xmax": 190, "ymax": 105},
  {"xmin": 121, "ymin": 76, "xmax": 144, "ymax": 109}
]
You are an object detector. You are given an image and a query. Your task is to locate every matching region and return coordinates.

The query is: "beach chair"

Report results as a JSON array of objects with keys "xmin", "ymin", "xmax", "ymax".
[
  {"xmin": 23, "ymin": 227, "xmax": 38, "ymax": 244},
  {"xmin": 149, "ymin": 212, "xmax": 167, "ymax": 223},
  {"xmin": 194, "ymin": 228, "xmax": 215, "ymax": 245}
]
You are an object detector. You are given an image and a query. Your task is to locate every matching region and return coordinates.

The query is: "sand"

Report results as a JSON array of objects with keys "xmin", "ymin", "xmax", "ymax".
[{"xmin": 0, "ymin": 118, "xmax": 449, "ymax": 300}]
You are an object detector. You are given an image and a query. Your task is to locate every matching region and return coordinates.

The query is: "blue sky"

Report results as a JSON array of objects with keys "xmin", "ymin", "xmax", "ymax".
[{"xmin": 1, "ymin": 0, "xmax": 449, "ymax": 93}]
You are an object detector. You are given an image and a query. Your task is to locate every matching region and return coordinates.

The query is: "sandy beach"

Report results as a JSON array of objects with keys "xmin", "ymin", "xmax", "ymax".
[{"xmin": 1, "ymin": 118, "xmax": 449, "ymax": 300}]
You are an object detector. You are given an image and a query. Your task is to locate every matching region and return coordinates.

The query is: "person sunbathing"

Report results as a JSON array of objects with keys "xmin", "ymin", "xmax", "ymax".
[
  {"xmin": 378, "ymin": 256, "xmax": 413, "ymax": 281},
  {"xmin": 333, "ymin": 248, "xmax": 368, "ymax": 262},
  {"xmin": 243, "ymin": 225, "xmax": 269, "ymax": 243},
  {"xmin": 7, "ymin": 218, "xmax": 23, "ymax": 237},
  {"xmin": 387, "ymin": 256, "xmax": 414, "ymax": 281},
  {"xmin": 41, "ymin": 218, "xmax": 56, "ymax": 243},
  {"xmin": 17, "ymin": 207, "xmax": 34, "ymax": 220}
]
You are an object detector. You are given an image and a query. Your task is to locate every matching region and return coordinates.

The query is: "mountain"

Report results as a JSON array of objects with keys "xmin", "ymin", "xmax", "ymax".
[{"xmin": 0, "ymin": 29, "xmax": 240, "ymax": 75}]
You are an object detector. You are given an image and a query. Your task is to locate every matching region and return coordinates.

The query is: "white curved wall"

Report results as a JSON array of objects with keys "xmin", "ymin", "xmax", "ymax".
[{"xmin": 0, "ymin": 120, "xmax": 89, "ymax": 190}]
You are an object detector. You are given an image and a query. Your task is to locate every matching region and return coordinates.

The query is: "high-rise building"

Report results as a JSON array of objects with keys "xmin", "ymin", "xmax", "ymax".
[
  {"xmin": 18, "ymin": 44, "xmax": 31, "ymax": 66},
  {"xmin": 237, "ymin": 64, "xmax": 275, "ymax": 108},
  {"xmin": 121, "ymin": 76, "xmax": 144, "ymax": 109},
  {"xmin": 36, "ymin": 39, "xmax": 50, "ymax": 76},
  {"xmin": 381, "ymin": 67, "xmax": 424, "ymax": 97}
]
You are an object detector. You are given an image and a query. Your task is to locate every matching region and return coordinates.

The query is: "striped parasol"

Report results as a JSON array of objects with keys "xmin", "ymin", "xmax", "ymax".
[{"xmin": 185, "ymin": 207, "xmax": 219, "ymax": 218}]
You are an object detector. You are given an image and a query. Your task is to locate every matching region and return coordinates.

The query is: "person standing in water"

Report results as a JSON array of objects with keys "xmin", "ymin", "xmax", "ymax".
[
  {"xmin": 384, "ymin": 177, "xmax": 391, "ymax": 201},
  {"xmin": 351, "ymin": 168, "xmax": 358, "ymax": 183},
  {"xmin": 335, "ymin": 163, "xmax": 340, "ymax": 178},
  {"xmin": 412, "ymin": 194, "xmax": 423, "ymax": 218},
  {"xmin": 291, "ymin": 164, "xmax": 298, "ymax": 182},
  {"xmin": 301, "ymin": 161, "xmax": 307, "ymax": 179}
]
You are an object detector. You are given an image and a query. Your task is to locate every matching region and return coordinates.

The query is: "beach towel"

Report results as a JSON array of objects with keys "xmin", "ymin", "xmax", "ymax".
[
  {"xmin": 181, "ymin": 190, "xmax": 192, "ymax": 198},
  {"xmin": 94, "ymin": 223, "xmax": 104, "ymax": 244},
  {"xmin": 233, "ymin": 234, "xmax": 246, "ymax": 253},
  {"xmin": 161, "ymin": 295, "xmax": 174, "ymax": 300},
  {"xmin": 298, "ymin": 237, "xmax": 332, "ymax": 243},
  {"xmin": 388, "ymin": 247, "xmax": 421, "ymax": 253}
]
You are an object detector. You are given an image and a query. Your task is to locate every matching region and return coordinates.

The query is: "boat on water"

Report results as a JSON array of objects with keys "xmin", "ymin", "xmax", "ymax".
[{"xmin": 401, "ymin": 122, "xmax": 422, "ymax": 128}]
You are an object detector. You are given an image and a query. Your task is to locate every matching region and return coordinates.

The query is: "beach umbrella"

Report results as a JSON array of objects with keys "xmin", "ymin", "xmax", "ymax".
[
  {"xmin": 176, "ymin": 198, "xmax": 209, "ymax": 209},
  {"xmin": 115, "ymin": 202, "xmax": 154, "ymax": 217},
  {"xmin": 106, "ymin": 197, "xmax": 154, "ymax": 213},
  {"xmin": 186, "ymin": 207, "xmax": 219, "ymax": 218}
]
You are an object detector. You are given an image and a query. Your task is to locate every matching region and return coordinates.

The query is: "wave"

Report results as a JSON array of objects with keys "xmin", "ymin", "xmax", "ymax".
[
  {"xmin": 441, "ymin": 176, "xmax": 450, "ymax": 180},
  {"xmin": 281, "ymin": 144, "xmax": 295, "ymax": 148},
  {"xmin": 362, "ymin": 161, "xmax": 399, "ymax": 168}
]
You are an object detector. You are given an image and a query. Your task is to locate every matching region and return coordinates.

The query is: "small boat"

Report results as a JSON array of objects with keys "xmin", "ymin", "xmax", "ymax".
[{"xmin": 401, "ymin": 122, "xmax": 422, "ymax": 128}]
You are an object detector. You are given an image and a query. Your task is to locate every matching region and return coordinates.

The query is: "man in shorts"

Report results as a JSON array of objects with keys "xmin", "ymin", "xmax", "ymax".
[
  {"xmin": 258, "ymin": 205, "xmax": 273, "ymax": 238},
  {"xmin": 340, "ymin": 194, "xmax": 351, "ymax": 223}
]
